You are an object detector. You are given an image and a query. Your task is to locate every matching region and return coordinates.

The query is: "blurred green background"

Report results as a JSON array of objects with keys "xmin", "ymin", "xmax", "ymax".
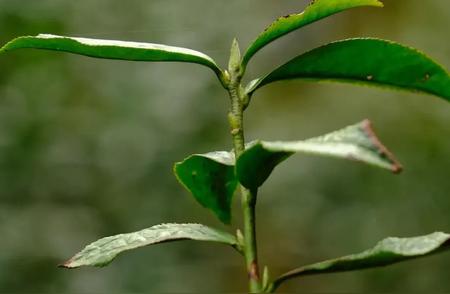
[{"xmin": 0, "ymin": 0, "xmax": 449, "ymax": 292}]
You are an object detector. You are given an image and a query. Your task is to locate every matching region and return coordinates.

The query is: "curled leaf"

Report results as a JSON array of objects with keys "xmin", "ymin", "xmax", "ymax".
[
  {"xmin": 1, "ymin": 34, "xmax": 226, "ymax": 84},
  {"xmin": 236, "ymin": 120, "xmax": 402, "ymax": 190},
  {"xmin": 174, "ymin": 152, "xmax": 237, "ymax": 224},
  {"xmin": 243, "ymin": 0, "xmax": 383, "ymax": 67}
]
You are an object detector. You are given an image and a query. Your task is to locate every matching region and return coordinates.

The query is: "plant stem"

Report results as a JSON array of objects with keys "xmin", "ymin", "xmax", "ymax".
[
  {"xmin": 227, "ymin": 64, "xmax": 262, "ymax": 293},
  {"xmin": 240, "ymin": 186, "xmax": 261, "ymax": 292}
]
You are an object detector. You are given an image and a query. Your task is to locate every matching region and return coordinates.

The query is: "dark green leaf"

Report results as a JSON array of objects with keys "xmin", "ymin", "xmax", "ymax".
[
  {"xmin": 247, "ymin": 38, "xmax": 450, "ymax": 101},
  {"xmin": 0, "ymin": 34, "xmax": 225, "ymax": 83},
  {"xmin": 236, "ymin": 120, "xmax": 401, "ymax": 190},
  {"xmin": 61, "ymin": 223, "xmax": 238, "ymax": 268},
  {"xmin": 242, "ymin": 0, "xmax": 383, "ymax": 67},
  {"xmin": 174, "ymin": 152, "xmax": 238, "ymax": 224},
  {"xmin": 269, "ymin": 232, "xmax": 450, "ymax": 292}
]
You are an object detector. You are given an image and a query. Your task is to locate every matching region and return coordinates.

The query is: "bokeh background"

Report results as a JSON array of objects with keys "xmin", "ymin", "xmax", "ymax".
[{"xmin": 0, "ymin": 0, "xmax": 449, "ymax": 292}]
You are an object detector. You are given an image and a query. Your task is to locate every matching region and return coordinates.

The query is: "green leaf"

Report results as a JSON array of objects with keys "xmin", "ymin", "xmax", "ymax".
[
  {"xmin": 174, "ymin": 152, "xmax": 238, "ymax": 224},
  {"xmin": 236, "ymin": 120, "xmax": 401, "ymax": 190},
  {"xmin": 242, "ymin": 0, "xmax": 383, "ymax": 67},
  {"xmin": 247, "ymin": 38, "xmax": 450, "ymax": 101},
  {"xmin": 61, "ymin": 223, "xmax": 238, "ymax": 268},
  {"xmin": 268, "ymin": 232, "xmax": 450, "ymax": 292},
  {"xmin": 0, "ymin": 34, "xmax": 225, "ymax": 83}
]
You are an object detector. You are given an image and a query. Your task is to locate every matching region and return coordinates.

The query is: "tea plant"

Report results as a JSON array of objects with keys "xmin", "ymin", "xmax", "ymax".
[{"xmin": 1, "ymin": 0, "xmax": 450, "ymax": 292}]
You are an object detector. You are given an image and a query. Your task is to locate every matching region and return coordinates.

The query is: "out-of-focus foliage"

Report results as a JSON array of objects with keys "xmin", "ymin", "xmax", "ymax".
[{"xmin": 0, "ymin": 0, "xmax": 449, "ymax": 292}]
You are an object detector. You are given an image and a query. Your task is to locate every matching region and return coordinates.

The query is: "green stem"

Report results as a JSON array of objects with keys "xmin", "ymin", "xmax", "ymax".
[
  {"xmin": 227, "ymin": 68, "xmax": 262, "ymax": 293},
  {"xmin": 241, "ymin": 186, "xmax": 260, "ymax": 292}
]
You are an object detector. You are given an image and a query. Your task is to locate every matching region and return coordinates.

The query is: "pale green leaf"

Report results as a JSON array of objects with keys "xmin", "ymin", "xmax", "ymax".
[
  {"xmin": 269, "ymin": 232, "xmax": 450, "ymax": 292},
  {"xmin": 247, "ymin": 38, "xmax": 450, "ymax": 102},
  {"xmin": 62, "ymin": 223, "xmax": 238, "ymax": 268},
  {"xmin": 242, "ymin": 0, "xmax": 383, "ymax": 67},
  {"xmin": 236, "ymin": 120, "xmax": 401, "ymax": 190}
]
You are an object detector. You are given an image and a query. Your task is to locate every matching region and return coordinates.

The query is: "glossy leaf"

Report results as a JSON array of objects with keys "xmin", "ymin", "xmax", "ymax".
[
  {"xmin": 0, "ymin": 34, "xmax": 224, "ymax": 82},
  {"xmin": 269, "ymin": 232, "xmax": 450, "ymax": 292},
  {"xmin": 247, "ymin": 38, "xmax": 450, "ymax": 101},
  {"xmin": 174, "ymin": 152, "xmax": 238, "ymax": 224},
  {"xmin": 236, "ymin": 120, "xmax": 401, "ymax": 190},
  {"xmin": 62, "ymin": 223, "xmax": 238, "ymax": 268},
  {"xmin": 242, "ymin": 0, "xmax": 383, "ymax": 66}
]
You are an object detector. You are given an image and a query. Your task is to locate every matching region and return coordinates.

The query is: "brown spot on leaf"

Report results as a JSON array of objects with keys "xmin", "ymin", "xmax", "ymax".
[
  {"xmin": 423, "ymin": 73, "xmax": 430, "ymax": 82},
  {"xmin": 361, "ymin": 119, "xmax": 403, "ymax": 174}
]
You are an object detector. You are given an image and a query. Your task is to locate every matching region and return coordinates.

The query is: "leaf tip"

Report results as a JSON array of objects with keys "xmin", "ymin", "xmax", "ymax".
[
  {"xmin": 58, "ymin": 258, "xmax": 77, "ymax": 269},
  {"xmin": 361, "ymin": 119, "xmax": 403, "ymax": 174},
  {"xmin": 444, "ymin": 237, "xmax": 450, "ymax": 248},
  {"xmin": 391, "ymin": 162, "xmax": 403, "ymax": 174},
  {"xmin": 0, "ymin": 39, "xmax": 14, "ymax": 54},
  {"xmin": 0, "ymin": 36, "xmax": 33, "ymax": 54}
]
